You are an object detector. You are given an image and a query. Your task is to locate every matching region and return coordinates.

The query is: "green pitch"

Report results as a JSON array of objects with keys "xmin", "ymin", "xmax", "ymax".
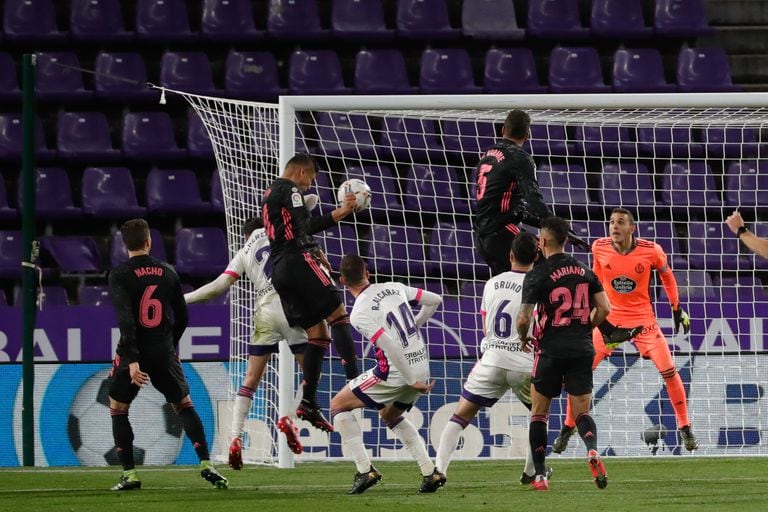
[{"xmin": 1, "ymin": 458, "xmax": 765, "ymax": 512}]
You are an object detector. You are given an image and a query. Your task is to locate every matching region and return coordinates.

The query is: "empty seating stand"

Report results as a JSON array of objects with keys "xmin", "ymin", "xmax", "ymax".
[
  {"xmin": 160, "ymin": 52, "xmax": 216, "ymax": 95},
  {"xmin": 110, "ymin": 228, "xmax": 167, "ymax": 266},
  {"xmin": 654, "ymin": 0, "xmax": 716, "ymax": 38},
  {"xmin": 136, "ymin": 0, "xmax": 197, "ymax": 42},
  {"xmin": 397, "ymin": 0, "xmax": 460, "ymax": 40},
  {"xmin": 332, "ymin": 0, "xmax": 394, "ymax": 41},
  {"xmin": 549, "ymin": 47, "xmax": 611, "ymax": 93},
  {"xmin": 613, "ymin": 48, "xmax": 676, "ymax": 92},
  {"xmin": 462, "ymin": 0, "xmax": 525, "ymax": 40},
  {"xmin": 591, "ymin": 0, "xmax": 652, "ymax": 39},
  {"xmin": 420, "ymin": 49, "xmax": 480, "ymax": 94},
  {"xmin": 81, "ymin": 166, "xmax": 146, "ymax": 218},
  {"xmin": 122, "ymin": 112, "xmax": 186, "ymax": 160},
  {"xmin": 35, "ymin": 52, "xmax": 92, "ymax": 102},
  {"xmin": 484, "ymin": 48, "xmax": 547, "ymax": 93},
  {"xmin": 354, "ymin": 50, "xmax": 417, "ymax": 94},
  {"xmin": 201, "ymin": 0, "xmax": 263, "ymax": 41},
  {"xmin": 70, "ymin": 0, "xmax": 132, "ymax": 42},
  {"xmin": 267, "ymin": 0, "xmax": 329, "ymax": 41},
  {"xmin": 174, "ymin": 227, "xmax": 229, "ymax": 278},
  {"xmin": 527, "ymin": 0, "xmax": 589, "ymax": 39},
  {"xmin": 3, "ymin": 0, "xmax": 65, "ymax": 42},
  {"xmin": 289, "ymin": 50, "xmax": 350, "ymax": 95},
  {"xmin": 225, "ymin": 51, "xmax": 285, "ymax": 100},
  {"xmin": 94, "ymin": 52, "xmax": 157, "ymax": 102}
]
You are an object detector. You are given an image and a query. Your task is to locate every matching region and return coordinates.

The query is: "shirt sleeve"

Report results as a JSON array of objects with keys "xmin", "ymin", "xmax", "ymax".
[
  {"xmin": 224, "ymin": 248, "xmax": 246, "ymax": 279},
  {"xmin": 109, "ymin": 268, "xmax": 139, "ymax": 364},
  {"xmin": 307, "ymin": 212, "xmax": 336, "ymax": 235},
  {"xmin": 654, "ymin": 243, "xmax": 681, "ymax": 306}
]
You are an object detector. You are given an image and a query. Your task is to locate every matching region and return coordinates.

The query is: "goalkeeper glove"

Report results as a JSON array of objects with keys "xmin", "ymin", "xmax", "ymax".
[
  {"xmin": 567, "ymin": 230, "xmax": 591, "ymax": 251},
  {"xmin": 672, "ymin": 305, "xmax": 690, "ymax": 334}
]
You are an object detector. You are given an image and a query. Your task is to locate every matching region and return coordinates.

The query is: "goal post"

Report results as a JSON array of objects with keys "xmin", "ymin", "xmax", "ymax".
[{"xmin": 174, "ymin": 89, "xmax": 768, "ymax": 466}]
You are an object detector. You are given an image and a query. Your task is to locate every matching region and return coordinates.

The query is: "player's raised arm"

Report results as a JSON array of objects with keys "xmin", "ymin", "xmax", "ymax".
[
  {"xmin": 726, "ymin": 210, "xmax": 768, "ymax": 259},
  {"xmin": 185, "ymin": 274, "xmax": 237, "ymax": 304},
  {"xmin": 411, "ymin": 288, "xmax": 442, "ymax": 327}
]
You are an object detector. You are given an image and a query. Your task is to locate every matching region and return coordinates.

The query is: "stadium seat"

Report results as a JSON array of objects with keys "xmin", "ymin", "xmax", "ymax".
[
  {"xmin": 366, "ymin": 225, "xmax": 430, "ymax": 278},
  {"xmin": 0, "ymin": 53, "xmax": 20, "ymax": 102},
  {"xmin": 331, "ymin": 0, "xmax": 394, "ymax": 41},
  {"xmin": 136, "ymin": 0, "xmax": 196, "ymax": 42},
  {"xmin": 40, "ymin": 236, "xmax": 103, "ymax": 273},
  {"xmin": 20, "ymin": 167, "xmax": 82, "ymax": 220},
  {"xmin": 612, "ymin": 48, "xmax": 677, "ymax": 92},
  {"xmin": 70, "ymin": 0, "xmax": 132, "ymax": 41},
  {"xmin": 159, "ymin": 52, "xmax": 216, "ymax": 95},
  {"xmin": 187, "ymin": 110, "xmax": 214, "ymax": 159},
  {"xmin": 404, "ymin": 165, "xmax": 471, "ymax": 215},
  {"xmin": 702, "ymin": 127, "xmax": 763, "ymax": 159},
  {"xmin": 677, "ymin": 47, "xmax": 739, "ymax": 92},
  {"xmin": 17, "ymin": 285, "xmax": 69, "ymax": 307},
  {"xmin": 537, "ymin": 163, "xmax": 593, "ymax": 217},
  {"xmin": 94, "ymin": 52, "xmax": 157, "ymax": 101},
  {"xmin": 527, "ymin": 0, "xmax": 589, "ymax": 39},
  {"xmin": 3, "ymin": 0, "xmax": 65, "ymax": 42},
  {"xmin": 635, "ymin": 221, "xmax": 687, "ymax": 269},
  {"xmin": 175, "ymin": 227, "xmax": 229, "ymax": 278},
  {"xmin": 342, "ymin": 164, "xmax": 404, "ymax": 221},
  {"xmin": 549, "ymin": 47, "xmax": 611, "ymax": 93},
  {"xmin": 146, "ymin": 168, "xmax": 210, "ymax": 215},
  {"xmin": 267, "ymin": 0, "xmax": 329, "ymax": 41},
  {"xmin": 0, "ymin": 231, "xmax": 22, "ymax": 278},
  {"xmin": 600, "ymin": 162, "xmax": 655, "ymax": 214},
  {"xmin": 311, "ymin": 169, "xmax": 336, "ymax": 213},
  {"xmin": 687, "ymin": 222, "xmax": 752, "ymax": 271},
  {"xmin": 78, "ymin": 284, "xmax": 112, "ymax": 306},
  {"xmin": 420, "ymin": 49, "xmax": 481, "ymax": 94},
  {"xmin": 573, "ymin": 124, "xmax": 637, "ymax": 157},
  {"xmin": 201, "ymin": 0, "xmax": 263, "ymax": 41},
  {"xmin": 484, "ymin": 48, "xmax": 548, "ymax": 93},
  {"xmin": 315, "ymin": 224, "xmax": 360, "ymax": 271},
  {"xmin": 660, "ymin": 161, "xmax": 720, "ymax": 209},
  {"xmin": 81, "ymin": 166, "xmax": 146, "ymax": 218},
  {"xmin": 674, "ymin": 269, "xmax": 716, "ymax": 301},
  {"xmin": 462, "ymin": 0, "xmax": 525, "ymax": 40},
  {"xmin": 591, "ymin": 0, "xmax": 652, "ymax": 38},
  {"xmin": 354, "ymin": 49, "xmax": 417, "ymax": 94},
  {"xmin": 35, "ymin": 52, "xmax": 92, "ymax": 102},
  {"xmin": 396, "ymin": 0, "xmax": 460, "ymax": 40},
  {"xmin": 654, "ymin": 0, "xmax": 716, "ymax": 38},
  {"xmin": 379, "ymin": 116, "xmax": 443, "ymax": 162},
  {"xmin": 122, "ymin": 112, "xmax": 185, "ymax": 160},
  {"xmin": 715, "ymin": 276, "xmax": 768, "ymax": 303},
  {"xmin": 725, "ymin": 161, "xmax": 768, "ymax": 208},
  {"xmin": 637, "ymin": 126, "xmax": 704, "ymax": 158},
  {"xmin": 289, "ymin": 50, "xmax": 350, "ymax": 95},
  {"xmin": 428, "ymin": 222, "xmax": 489, "ymax": 280},
  {"xmin": 527, "ymin": 124, "xmax": 576, "ymax": 156},
  {"xmin": 110, "ymin": 228, "xmax": 167, "ymax": 266},
  {"xmin": 0, "ymin": 177, "xmax": 16, "ymax": 221},
  {"xmin": 0, "ymin": 114, "xmax": 54, "ymax": 161},
  {"xmin": 225, "ymin": 51, "xmax": 285, "ymax": 100},
  {"xmin": 0, "ymin": 291, "xmax": 8, "ymax": 307},
  {"xmin": 442, "ymin": 120, "xmax": 497, "ymax": 159},
  {"xmin": 313, "ymin": 112, "xmax": 377, "ymax": 159},
  {"xmin": 56, "ymin": 111, "xmax": 120, "ymax": 161},
  {"xmin": 210, "ymin": 168, "xmax": 224, "ymax": 213}
]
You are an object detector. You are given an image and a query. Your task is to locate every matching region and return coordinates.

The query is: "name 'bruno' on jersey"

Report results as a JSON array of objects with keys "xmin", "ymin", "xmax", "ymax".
[
  {"xmin": 225, "ymin": 228, "xmax": 276, "ymax": 310},
  {"xmin": 351, "ymin": 283, "xmax": 429, "ymax": 382}
]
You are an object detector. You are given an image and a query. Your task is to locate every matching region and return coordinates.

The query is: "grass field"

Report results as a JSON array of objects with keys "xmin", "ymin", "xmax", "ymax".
[{"xmin": 2, "ymin": 458, "xmax": 765, "ymax": 512}]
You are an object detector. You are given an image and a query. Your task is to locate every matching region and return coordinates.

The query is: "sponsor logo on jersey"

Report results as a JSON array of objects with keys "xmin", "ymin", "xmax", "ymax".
[{"xmin": 611, "ymin": 275, "xmax": 637, "ymax": 294}]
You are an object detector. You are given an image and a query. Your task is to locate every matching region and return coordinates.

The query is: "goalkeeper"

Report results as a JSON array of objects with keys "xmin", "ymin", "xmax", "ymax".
[{"xmin": 554, "ymin": 208, "xmax": 699, "ymax": 453}]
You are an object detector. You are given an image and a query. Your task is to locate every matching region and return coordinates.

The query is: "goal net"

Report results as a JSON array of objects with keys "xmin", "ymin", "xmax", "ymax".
[{"xmin": 176, "ymin": 91, "xmax": 768, "ymax": 466}]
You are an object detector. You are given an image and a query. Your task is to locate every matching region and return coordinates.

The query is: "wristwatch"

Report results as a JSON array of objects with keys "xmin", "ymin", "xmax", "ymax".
[{"xmin": 736, "ymin": 225, "xmax": 749, "ymax": 237}]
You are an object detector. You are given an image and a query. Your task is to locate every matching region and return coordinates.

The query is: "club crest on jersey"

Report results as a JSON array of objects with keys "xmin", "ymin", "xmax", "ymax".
[
  {"xmin": 291, "ymin": 192, "xmax": 303, "ymax": 207},
  {"xmin": 635, "ymin": 263, "xmax": 645, "ymax": 274},
  {"xmin": 612, "ymin": 276, "xmax": 637, "ymax": 294}
]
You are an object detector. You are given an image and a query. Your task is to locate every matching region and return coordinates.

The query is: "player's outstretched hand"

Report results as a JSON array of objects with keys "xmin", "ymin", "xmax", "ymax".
[
  {"xmin": 342, "ymin": 192, "xmax": 358, "ymax": 213},
  {"xmin": 567, "ymin": 230, "xmax": 591, "ymax": 251},
  {"xmin": 411, "ymin": 380, "xmax": 435, "ymax": 394},
  {"xmin": 129, "ymin": 362, "xmax": 149, "ymax": 387},
  {"xmin": 672, "ymin": 305, "xmax": 691, "ymax": 334}
]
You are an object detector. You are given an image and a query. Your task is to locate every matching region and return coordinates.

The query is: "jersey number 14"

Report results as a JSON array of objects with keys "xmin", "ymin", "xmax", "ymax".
[{"xmin": 386, "ymin": 303, "xmax": 418, "ymax": 348}]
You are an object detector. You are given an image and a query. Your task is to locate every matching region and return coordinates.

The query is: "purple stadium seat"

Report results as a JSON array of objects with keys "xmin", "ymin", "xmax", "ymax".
[
  {"xmin": 0, "ymin": 231, "xmax": 22, "ymax": 278},
  {"xmin": 677, "ymin": 47, "xmax": 739, "ymax": 92},
  {"xmin": 573, "ymin": 125, "xmax": 637, "ymax": 157},
  {"xmin": 289, "ymin": 50, "xmax": 350, "ymax": 95},
  {"xmin": 268, "ymin": 0, "xmax": 329, "ymax": 41},
  {"xmin": 354, "ymin": 50, "xmax": 417, "ymax": 94},
  {"xmin": 0, "ymin": 178, "xmax": 16, "ymax": 221},
  {"xmin": 687, "ymin": 222, "xmax": 751, "ymax": 271},
  {"xmin": 702, "ymin": 127, "xmax": 762, "ymax": 159},
  {"xmin": 366, "ymin": 225, "xmax": 429, "ymax": 278},
  {"xmin": 714, "ymin": 275, "xmax": 768, "ymax": 303},
  {"xmin": 81, "ymin": 166, "xmax": 146, "ymax": 218},
  {"xmin": 225, "ymin": 51, "xmax": 285, "ymax": 100},
  {"xmin": 660, "ymin": 161, "xmax": 720, "ymax": 209},
  {"xmin": 600, "ymin": 162, "xmax": 654, "ymax": 214},
  {"xmin": 0, "ymin": 53, "xmax": 21, "ymax": 102},
  {"xmin": 35, "ymin": 52, "xmax": 91, "ymax": 102},
  {"xmin": 404, "ymin": 165, "xmax": 471, "ymax": 215},
  {"xmin": 201, "ymin": 0, "xmax": 263, "ymax": 41},
  {"xmin": 315, "ymin": 224, "xmax": 360, "ymax": 272},
  {"xmin": 187, "ymin": 110, "xmax": 214, "ymax": 159},
  {"xmin": 591, "ymin": 0, "xmax": 652, "ymax": 38},
  {"xmin": 146, "ymin": 168, "xmax": 210, "ymax": 215},
  {"xmin": 549, "ymin": 47, "xmax": 611, "ymax": 93},
  {"xmin": 3, "ymin": 0, "xmax": 64, "ymax": 42},
  {"xmin": 41, "ymin": 236, "xmax": 103, "ymax": 273},
  {"xmin": 637, "ymin": 126, "xmax": 704, "ymax": 158},
  {"xmin": 412, "ymin": 279, "xmax": 448, "ymax": 297},
  {"xmin": 613, "ymin": 48, "xmax": 676, "ymax": 92},
  {"xmin": 484, "ymin": 48, "xmax": 547, "ymax": 93},
  {"xmin": 526, "ymin": 124, "xmax": 576, "ymax": 156},
  {"xmin": 70, "ymin": 0, "xmax": 132, "ymax": 41},
  {"xmin": 175, "ymin": 227, "xmax": 229, "ymax": 278},
  {"xmin": 725, "ymin": 161, "xmax": 768, "ymax": 208},
  {"xmin": 332, "ymin": 0, "xmax": 394, "ymax": 41},
  {"xmin": 122, "ymin": 112, "xmax": 185, "ymax": 160},
  {"xmin": 160, "ymin": 52, "xmax": 216, "ymax": 95},
  {"xmin": 527, "ymin": 0, "xmax": 589, "ymax": 39},
  {"xmin": 462, "ymin": 0, "xmax": 525, "ymax": 40},
  {"xmin": 20, "ymin": 167, "xmax": 82, "ymax": 220},
  {"xmin": 442, "ymin": 120, "xmax": 498, "ymax": 158},
  {"xmin": 94, "ymin": 52, "xmax": 156, "ymax": 101},
  {"xmin": 211, "ymin": 168, "xmax": 224, "ymax": 213},
  {"xmin": 0, "ymin": 114, "xmax": 54, "ymax": 161},
  {"xmin": 537, "ymin": 163, "xmax": 592, "ymax": 216},
  {"xmin": 420, "ymin": 49, "xmax": 480, "ymax": 94},
  {"xmin": 0, "ymin": 291, "xmax": 8, "ymax": 307},
  {"xmin": 314, "ymin": 112, "xmax": 377, "ymax": 159},
  {"xmin": 635, "ymin": 221, "xmax": 687, "ymax": 269},
  {"xmin": 343, "ymin": 165, "xmax": 404, "ymax": 221},
  {"xmin": 428, "ymin": 222, "xmax": 489, "ymax": 280},
  {"xmin": 57, "ymin": 111, "xmax": 120, "ymax": 161},
  {"xmin": 110, "ymin": 228, "xmax": 167, "ymax": 266},
  {"xmin": 311, "ymin": 169, "xmax": 336, "ymax": 214},
  {"xmin": 379, "ymin": 116, "xmax": 443, "ymax": 162},
  {"xmin": 674, "ymin": 270, "xmax": 716, "ymax": 301},
  {"xmin": 397, "ymin": 0, "xmax": 461, "ymax": 39},
  {"xmin": 79, "ymin": 284, "xmax": 112, "ymax": 306},
  {"xmin": 16, "ymin": 285, "xmax": 69, "ymax": 307},
  {"xmin": 654, "ymin": 0, "xmax": 716, "ymax": 38},
  {"xmin": 136, "ymin": 0, "xmax": 196, "ymax": 42}
]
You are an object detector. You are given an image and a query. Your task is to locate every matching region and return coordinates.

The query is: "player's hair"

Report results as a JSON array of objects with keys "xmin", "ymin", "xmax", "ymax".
[
  {"xmin": 243, "ymin": 217, "xmax": 264, "ymax": 237},
  {"xmin": 286, "ymin": 153, "xmax": 317, "ymax": 171},
  {"xmin": 512, "ymin": 232, "xmax": 538, "ymax": 265},
  {"xmin": 340, "ymin": 254, "xmax": 367, "ymax": 285},
  {"xmin": 540, "ymin": 216, "xmax": 569, "ymax": 247},
  {"xmin": 120, "ymin": 218, "xmax": 150, "ymax": 251},
  {"xmin": 611, "ymin": 207, "xmax": 636, "ymax": 225},
  {"xmin": 504, "ymin": 109, "xmax": 531, "ymax": 140}
]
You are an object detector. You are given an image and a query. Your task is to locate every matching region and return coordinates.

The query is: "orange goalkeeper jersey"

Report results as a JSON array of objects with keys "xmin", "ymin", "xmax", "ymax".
[{"xmin": 592, "ymin": 237, "xmax": 679, "ymax": 324}]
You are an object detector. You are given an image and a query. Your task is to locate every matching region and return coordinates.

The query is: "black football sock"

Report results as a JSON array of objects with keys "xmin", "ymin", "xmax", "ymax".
[
  {"xmin": 529, "ymin": 416, "xmax": 548, "ymax": 476},
  {"xmin": 302, "ymin": 340, "xmax": 329, "ymax": 404},
  {"xmin": 576, "ymin": 413, "xmax": 598, "ymax": 452},
  {"xmin": 176, "ymin": 403, "xmax": 210, "ymax": 461},
  {"xmin": 330, "ymin": 315, "xmax": 359, "ymax": 380},
  {"xmin": 110, "ymin": 408, "xmax": 135, "ymax": 471}
]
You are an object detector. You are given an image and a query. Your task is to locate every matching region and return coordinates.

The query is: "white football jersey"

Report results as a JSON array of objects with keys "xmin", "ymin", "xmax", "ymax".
[
  {"xmin": 351, "ymin": 282, "xmax": 429, "ymax": 382},
  {"xmin": 225, "ymin": 228, "xmax": 276, "ymax": 310},
  {"xmin": 479, "ymin": 270, "xmax": 534, "ymax": 372}
]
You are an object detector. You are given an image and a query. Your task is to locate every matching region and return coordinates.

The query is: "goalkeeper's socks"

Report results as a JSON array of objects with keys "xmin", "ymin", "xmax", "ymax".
[
  {"xmin": 576, "ymin": 413, "xmax": 598, "ymax": 452},
  {"xmin": 330, "ymin": 315, "xmax": 360, "ymax": 380},
  {"xmin": 660, "ymin": 367, "xmax": 691, "ymax": 428},
  {"xmin": 110, "ymin": 407, "xmax": 135, "ymax": 471}
]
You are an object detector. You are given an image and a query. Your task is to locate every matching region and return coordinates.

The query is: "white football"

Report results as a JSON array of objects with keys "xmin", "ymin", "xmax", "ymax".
[{"xmin": 337, "ymin": 178, "xmax": 372, "ymax": 212}]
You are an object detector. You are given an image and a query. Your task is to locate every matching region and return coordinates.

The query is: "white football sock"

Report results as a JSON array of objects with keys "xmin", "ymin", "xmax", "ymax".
[
  {"xmin": 391, "ymin": 418, "xmax": 433, "ymax": 477},
  {"xmin": 230, "ymin": 394, "xmax": 252, "ymax": 439},
  {"xmin": 334, "ymin": 411, "xmax": 371, "ymax": 474},
  {"xmin": 523, "ymin": 439, "xmax": 535, "ymax": 476},
  {"xmin": 436, "ymin": 420, "xmax": 463, "ymax": 475}
]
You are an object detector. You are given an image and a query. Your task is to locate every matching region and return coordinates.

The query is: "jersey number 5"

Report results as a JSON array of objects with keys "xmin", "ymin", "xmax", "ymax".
[
  {"xmin": 476, "ymin": 163, "xmax": 493, "ymax": 201},
  {"xmin": 140, "ymin": 285, "xmax": 162, "ymax": 328},
  {"xmin": 550, "ymin": 283, "xmax": 590, "ymax": 326}
]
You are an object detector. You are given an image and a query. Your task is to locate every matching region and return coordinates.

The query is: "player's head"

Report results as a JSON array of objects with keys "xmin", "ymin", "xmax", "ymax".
[
  {"xmin": 120, "ymin": 218, "xmax": 151, "ymax": 253},
  {"xmin": 339, "ymin": 254, "xmax": 369, "ymax": 289},
  {"xmin": 539, "ymin": 216, "xmax": 569, "ymax": 256},
  {"xmin": 609, "ymin": 207, "xmax": 636, "ymax": 245},
  {"xmin": 243, "ymin": 217, "xmax": 264, "ymax": 238},
  {"xmin": 510, "ymin": 232, "xmax": 539, "ymax": 268},
  {"xmin": 502, "ymin": 109, "xmax": 531, "ymax": 143},
  {"xmin": 284, "ymin": 153, "xmax": 317, "ymax": 192}
]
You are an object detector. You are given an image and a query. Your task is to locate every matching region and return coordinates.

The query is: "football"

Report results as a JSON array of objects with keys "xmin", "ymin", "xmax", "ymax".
[{"xmin": 337, "ymin": 178, "xmax": 372, "ymax": 212}]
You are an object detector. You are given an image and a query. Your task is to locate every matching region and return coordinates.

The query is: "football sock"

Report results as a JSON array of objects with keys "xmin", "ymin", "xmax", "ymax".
[
  {"xmin": 176, "ymin": 403, "xmax": 210, "ymax": 461},
  {"xmin": 563, "ymin": 398, "xmax": 576, "ymax": 429},
  {"xmin": 110, "ymin": 408, "xmax": 135, "ymax": 471},
  {"xmin": 388, "ymin": 416, "xmax": 433, "ymax": 477},
  {"xmin": 302, "ymin": 341, "xmax": 329, "ymax": 403},
  {"xmin": 529, "ymin": 416, "xmax": 548, "ymax": 476},
  {"xmin": 523, "ymin": 432, "xmax": 536, "ymax": 476},
  {"xmin": 660, "ymin": 367, "xmax": 690, "ymax": 428},
  {"xmin": 576, "ymin": 413, "xmax": 598, "ymax": 452},
  {"xmin": 231, "ymin": 386, "xmax": 254, "ymax": 439},
  {"xmin": 333, "ymin": 411, "xmax": 371, "ymax": 474},
  {"xmin": 330, "ymin": 315, "xmax": 360, "ymax": 380},
  {"xmin": 436, "ymin": 414, "xmax": 467, "ymax": 474}
]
